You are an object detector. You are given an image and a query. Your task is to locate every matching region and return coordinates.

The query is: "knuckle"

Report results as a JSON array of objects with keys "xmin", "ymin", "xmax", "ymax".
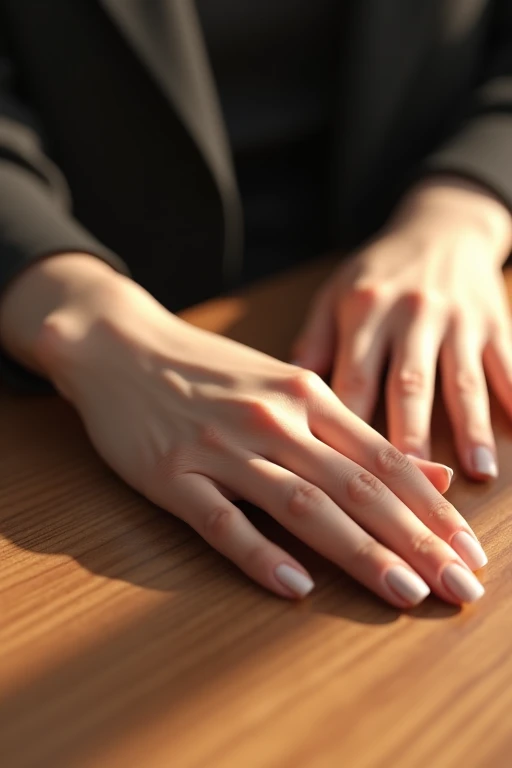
[
  {"xmin": 244, "ymin": 544, "xmax": 271, "ymax": 572},
  {"xmin": 240, "ymin": 398, "xmax": 283, "ymax": 432},
  {"xmin": 343, "ymin": 285, "xmax": 381, "ymax": 319},
  {"xmin": 203, "ymin": 505, "xmax": 234, "ymax": 542},
  {"xmin": 451, "ymin": 307, "xmax": 470, "ymax": 331},
  {"xmin": 286, "ymin": 369, "xmax": 324, "ymax": 400},
  {"xmin": 410, "ymin": 531, "xmax": 438, "ymax": 557},
  {"xmin": 453, "ymin": 369, "xmax": 481, "ymax": 398},
  {"xmin": 400, "ymin": 289, "xmax": 441, "ymax": 316},
  {"xmin": 393, "ymin": 368, "xmax": 430, "ymax": 397},
  {"xmin": 336, "ymin": 367, "xmax": 372, "ymax": 396},
  {"xmin": 287, "ymin": 482, "xmax": 325, "ymax": 519},
  {"xmin": 375, "ymin": 445, "xmax": 413, "ymax": 479},
  {"xmin": 351, "ymin": 537, "xmax": 381, "ymax": 566},
  {"xmin": 197, "ymin": 422, "xmax": 228, "ymax": 451},
  {"xmin": 425, "ymin": 497, "xmax": 454, "ymax": 524},
  {"xmin": 151, "ymin": 446, "xmax": 190, "ymax": 486},
  {"xmin": 346, "ymin": 471, "xmax": 384, "ymax": 506},
  {"xmin": 487, "ymin": 315, "xmax": 502, "ymax": 337}
]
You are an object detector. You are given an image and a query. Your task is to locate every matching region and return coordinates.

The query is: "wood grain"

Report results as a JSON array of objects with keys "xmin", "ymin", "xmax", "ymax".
[{"xmin": 1, "ymin": 259, "xmax": 512, "ymax": 768}]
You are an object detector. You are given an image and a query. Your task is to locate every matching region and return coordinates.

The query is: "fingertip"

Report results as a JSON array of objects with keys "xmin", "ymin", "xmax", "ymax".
[
  {"xmin": 384, "ymin": 565, "xmax": 431, "ymax": 607},
  {"xmin": 274, "ymin": 563, "xmax": 315, "ymax": 599},
  {"xmin": 407, "ymin": 454, "xmax": 455, "ymax": 494},
  {"xmin": 451, "ymin": 530, "xmax": 488, "ymax": 571},
  {"xmin": 470, "ymin": 445, "xmax": 498, "ymax": 480}
]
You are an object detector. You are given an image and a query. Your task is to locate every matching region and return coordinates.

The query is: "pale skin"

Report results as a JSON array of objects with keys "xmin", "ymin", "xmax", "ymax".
[
  {"xmin": 293, "ymin": 177, "xmax": 512, "ymax": 480},
  {"xmin": 1, "ymin": 177, "xmax": 508, "ymax": 607}
]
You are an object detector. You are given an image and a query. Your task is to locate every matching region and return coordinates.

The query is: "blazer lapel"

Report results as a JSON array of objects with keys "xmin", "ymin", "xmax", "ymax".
[{"xmin": 99, "ymin": 0, "xmax": 242, "ymax": 285}]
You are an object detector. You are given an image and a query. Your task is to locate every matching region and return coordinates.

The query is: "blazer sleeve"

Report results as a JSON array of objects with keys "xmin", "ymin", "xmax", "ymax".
[
  {"xmin": 420, "ymin": 0, "xmax": 512, "ymax": 211},
  {"xmin": 0, "ymin": 33, "xmax": 129, "ymax": 391}
]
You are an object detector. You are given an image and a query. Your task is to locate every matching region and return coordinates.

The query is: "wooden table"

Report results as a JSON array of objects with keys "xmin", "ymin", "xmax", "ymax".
[{"xmin": 2, "ymin": 259, "xmax": 512, "ymax": 768}]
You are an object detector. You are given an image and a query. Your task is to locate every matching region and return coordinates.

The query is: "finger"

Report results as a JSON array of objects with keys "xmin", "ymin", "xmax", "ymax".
[
  {"xmin": 441, "ymin": 320, "xmax": 498, "ymax": 480},
  {"xmin": 483, "ymin": 320, "xmax": 512, "ymax": 421},
  {"xmin": 306, "ymin": 386, "xmax": 487, "ymax": 571},
  {"xmin": 408, "ymin": 456, "xmax": 454, "ymax": 494},
  {"xmin": 291, "ymin": 284, "xmax": 337, "ymax": 375},
  {"xmin": 331, "ymin": 287, "xmax": 389, "ymax": 422},
  {"xmin": 282, "ymin": 437, "xmax": 484, "ymax": 604},
  {"xmin": 223, "ymin": 455, "xmax": 431, "ymax": 608},
  {"xmin": 387, "ymin": 296, "xmax": 444, "ymax": 459},
  {"xmin": 166, "ymin": 473, "xmax": 315, "ymax": 599}
]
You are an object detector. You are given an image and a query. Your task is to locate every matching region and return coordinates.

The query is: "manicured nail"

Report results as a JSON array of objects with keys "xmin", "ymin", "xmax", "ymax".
[
  {"xmin": 441, "ymin": 563, "xmax": 485, "ymax": 603},
  {"xmin": 385, "ymin": 565, "xmax": 430, "ymax": 605},
  {"xmin": 275, "ymin": 564, "xmax": 314, "ymax": 598},
  {"xmin": 472, "ymin": 446, "xmax": 498, "ymax": 478},
  {"xmin": 451, "ymin": 531, "xmax": 488, "ymax": 570},
  {"xmin": 442, "ymin": 465, "xmax": 454, "ymax": 486}
]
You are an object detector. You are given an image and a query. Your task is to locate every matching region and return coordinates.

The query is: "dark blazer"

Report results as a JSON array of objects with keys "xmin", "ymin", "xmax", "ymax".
[{"xmin": 1, "ymin": 1, "xmax": 512, "ymax": 313}]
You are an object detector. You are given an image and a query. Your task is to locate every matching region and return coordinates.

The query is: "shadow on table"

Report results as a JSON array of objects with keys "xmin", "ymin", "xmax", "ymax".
[
  {"xmin": 0, "ymin": 411, "xmax": 462, "ymax": 768},
  {"xmin": 0, "ymin": 421, "xmax": 459, "ymax": 627},
  {"xmin": 3, "ymin": 267, "xmax": 489, "ymax": 766}
]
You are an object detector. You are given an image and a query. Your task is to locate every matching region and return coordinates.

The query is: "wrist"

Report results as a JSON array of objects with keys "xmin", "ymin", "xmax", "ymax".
[
  {"xmin": 34, "ymin": 265, "xmax": 185, "ymax": 402},
  {"xmin": 392, "ymin": 175, "xmax": 512, "ymax": 265},
  {"xmin": 0, "ymin": 252, "xmax": 125, "ymax": 380}
]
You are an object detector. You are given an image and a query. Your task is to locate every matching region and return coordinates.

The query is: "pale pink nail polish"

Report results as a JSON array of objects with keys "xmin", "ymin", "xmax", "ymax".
[
  {"xmin": 443, "ymin": 465, "xmax": 454, "ymax": 485},
  {"xmin": 451, "ymin": 531, "xmax": 488, "ymax": 570},
  {"xmin": 275, "ymin": 564, "xmax": 314, "ymax": 598},
  {"xmin": 472, "ymin": 446, "xmax": 498, "ymax": 478},
  {"xmin": 385, "ymin": 566, "xmax": 430, "ymax": 605},
  {"xmin": 441, "ymin": 563, "xmax": 485, "ymax": 603}
]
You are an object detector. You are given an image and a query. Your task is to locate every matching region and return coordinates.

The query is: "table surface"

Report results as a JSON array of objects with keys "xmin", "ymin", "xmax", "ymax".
[{"xmin": 1, "ymin": 258, "xmax": 512, "ymax": 768}]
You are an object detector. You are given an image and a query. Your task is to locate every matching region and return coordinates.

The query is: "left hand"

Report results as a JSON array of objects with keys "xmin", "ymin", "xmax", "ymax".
[{"xmin": 293, "ymin": 177, "xmax": 512, "ymax": 480}]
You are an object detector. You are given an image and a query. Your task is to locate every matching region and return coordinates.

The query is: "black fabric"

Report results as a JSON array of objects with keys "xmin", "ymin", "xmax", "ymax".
[
  {"xmin": 0, "ymin": 0, "xmax": 227, "ymax": 311},
  {"xmin": 0, "ymin": 0, "xmax": 511, "ymax": 392},
  {"xmin": 197, "ymin": 1, "xmax": 340, "ymax": 281}
]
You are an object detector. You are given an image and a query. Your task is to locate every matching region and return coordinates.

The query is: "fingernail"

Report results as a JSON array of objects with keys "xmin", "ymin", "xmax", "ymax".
[
  {"xmin": 441, "ymin": 563, "xmax": 485, "ymax": 603},
  {"xmin": 275, "ymin": 564, "xmax": 315, "ymax": 598},
  {"xmin": 384, "ymin": 565, "xmax": 430, "ymax": 605},
  {"xmin": 472, "ymin": 446, "xmax": 498, "ymax": 478},
  {"xmin": 442, "ymin": 465, "xmax": 454, "ymax": 486},
  {"xmin": 451, "ymin": 531, "xmax": 488, "ymax": 570}
]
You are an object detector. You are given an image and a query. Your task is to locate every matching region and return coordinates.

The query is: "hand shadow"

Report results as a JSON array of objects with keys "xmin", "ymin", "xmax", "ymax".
[{"xmin": 0, "ymin": 393, "xmax": 408, "ymax": 626}]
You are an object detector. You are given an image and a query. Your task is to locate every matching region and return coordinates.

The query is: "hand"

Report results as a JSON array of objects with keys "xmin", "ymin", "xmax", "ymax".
[
  {"xmin": 293, "ymin": 177, "xmax": 512, "ymax": 480},
  {"xmin": 18, "ymin": 259, "xmax": 487, "ymax": 608}
]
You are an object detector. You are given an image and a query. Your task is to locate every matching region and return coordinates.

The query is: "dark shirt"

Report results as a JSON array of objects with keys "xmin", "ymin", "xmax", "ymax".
[{"xmin": 197, "ymin": 1, "xmax": 340, "ymax": 282}]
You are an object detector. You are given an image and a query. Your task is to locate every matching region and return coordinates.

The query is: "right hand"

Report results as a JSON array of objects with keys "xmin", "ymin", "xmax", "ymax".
[{"xmin": 1, "ymin": 255, "xmax": 488, "ymax": 607}]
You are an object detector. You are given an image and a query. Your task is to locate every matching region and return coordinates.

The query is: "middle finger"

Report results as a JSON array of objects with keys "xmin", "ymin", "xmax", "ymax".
[{"xmin": 387, "ymin": 301, "xmax": 444, "ymax": 459}]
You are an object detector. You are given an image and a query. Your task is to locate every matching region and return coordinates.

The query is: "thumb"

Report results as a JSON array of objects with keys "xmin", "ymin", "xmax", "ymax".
[{"xmin": 291, "ymin": 286, "xmax": 337, "ymax": 376}]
